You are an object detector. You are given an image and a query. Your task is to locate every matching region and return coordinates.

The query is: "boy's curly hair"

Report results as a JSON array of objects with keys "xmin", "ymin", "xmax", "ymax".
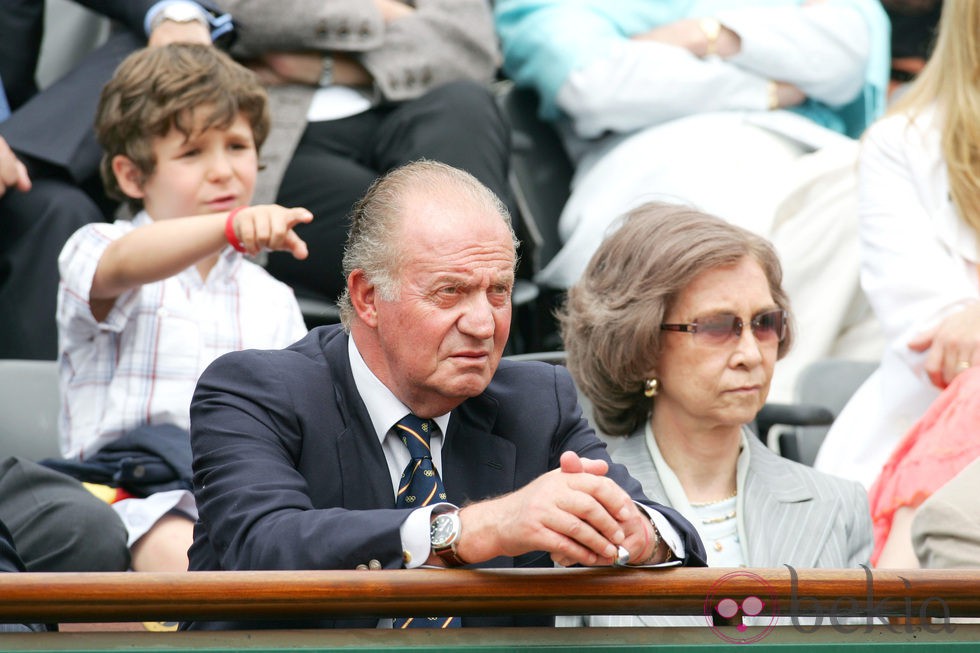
[{"xmin": 95, "ymin": 43, "xmax": 269, "ymax": 212}]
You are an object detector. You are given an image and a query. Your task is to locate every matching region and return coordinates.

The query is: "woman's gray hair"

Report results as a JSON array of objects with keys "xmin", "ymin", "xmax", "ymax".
[
  {"xmin": 338, "ymin": 160, "xmax": 518, "ymax": 328},
  {"xmin": 558, "ymin": 202, "xmax": 794, "ymax": 436}
]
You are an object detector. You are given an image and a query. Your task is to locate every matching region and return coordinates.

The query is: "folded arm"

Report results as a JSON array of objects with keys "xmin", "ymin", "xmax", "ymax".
[
  {"xmin": 858, "ymin": 115, "xmax": 980, "ymax": 389},
  {"xmin": 499, "ymin": 0, "xmax": 874, "ymax": 138}
]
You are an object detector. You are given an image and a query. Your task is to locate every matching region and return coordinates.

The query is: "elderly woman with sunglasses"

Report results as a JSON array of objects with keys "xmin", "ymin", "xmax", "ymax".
[{"xmin": 558, "ymin": 202, "xmax": 872, "ymax": 627}]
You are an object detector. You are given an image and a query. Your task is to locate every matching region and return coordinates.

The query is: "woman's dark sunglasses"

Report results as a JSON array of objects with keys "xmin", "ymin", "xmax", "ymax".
[{"xmin": 660, "ymin": 309, "xmax": 788, "ymax": 346}]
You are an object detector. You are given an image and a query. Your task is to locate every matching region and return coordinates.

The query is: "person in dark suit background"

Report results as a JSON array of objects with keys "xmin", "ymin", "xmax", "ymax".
[
  {"xmin": 185, "ymin": 160, "xmax": 706, "ymax": 630},
  {"xmin": 0, "ymin": 0, "xmax": 230, "ymax": 360},
  {"xmin": 0, "ymin": 456, "xmax": 129, "ymax": 574}
]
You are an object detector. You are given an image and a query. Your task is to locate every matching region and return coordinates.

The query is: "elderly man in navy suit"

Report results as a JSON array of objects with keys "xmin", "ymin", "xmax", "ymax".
[{"xmin": 186, "ymin": 160, "xmax": 706, "ymax": 630}]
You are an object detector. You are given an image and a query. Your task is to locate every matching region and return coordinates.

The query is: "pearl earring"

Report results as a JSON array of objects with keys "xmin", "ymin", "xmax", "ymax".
[{"xmin": 643, "ymin": 378, "xmax": 658, "ymax": 397}]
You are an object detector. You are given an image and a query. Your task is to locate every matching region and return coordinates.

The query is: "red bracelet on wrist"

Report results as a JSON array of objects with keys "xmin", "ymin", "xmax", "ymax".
[{"xmin": 225, "ymin": 207, "xmax": 246, "ymax": 253}]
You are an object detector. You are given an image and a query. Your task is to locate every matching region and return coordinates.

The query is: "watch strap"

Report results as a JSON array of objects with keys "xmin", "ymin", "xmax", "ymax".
[{"xmin": 435, "ymin": 543, "xmax": 467, "ymax": 568}]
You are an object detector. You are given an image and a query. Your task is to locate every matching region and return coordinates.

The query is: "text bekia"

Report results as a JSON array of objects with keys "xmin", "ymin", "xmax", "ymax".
[{"xmin": 787, "ymin": 565, "xmax": 954, "ymax": 634}]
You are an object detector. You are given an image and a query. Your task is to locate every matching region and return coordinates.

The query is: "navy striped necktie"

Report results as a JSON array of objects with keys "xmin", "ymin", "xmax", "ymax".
[
  {"xmin": 393, "ymin": 414, "xmax": 460, "ymax": 629},
  {"xmin": 395, "ymin": 414, "xmax": 448, "ymax": 509}
]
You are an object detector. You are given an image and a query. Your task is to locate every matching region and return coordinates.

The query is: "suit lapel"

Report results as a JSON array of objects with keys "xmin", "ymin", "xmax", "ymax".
[
  {"xmin": 612, "ymin": 433, "xmax": 669, "ymax": 504},
  {"xmin": 335, "ymin": 420, "xmax": 395, "ymax": 509},
  {"xmin": 743, "ymin": 437, "xmax": 832, "ymax": 568},
  {"xmin": 444, "ymin": 395, "xmax": 533, "ymax": 569},
  {"xmin": 324, "ymin": 330, "xmax": 396, "ymax": 509},
  {"xmin": 617, "ymin": 430, "xmax": 838, "ymax": 568},
  {"xmin": 442, "ymin": 393, "xmax": 517, "ymax": 507}
]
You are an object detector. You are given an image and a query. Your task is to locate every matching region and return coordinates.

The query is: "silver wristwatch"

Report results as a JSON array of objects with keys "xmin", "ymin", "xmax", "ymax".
[{"xmin": 430, "ymin": 509, "xmax": 466, "ymax": 567}]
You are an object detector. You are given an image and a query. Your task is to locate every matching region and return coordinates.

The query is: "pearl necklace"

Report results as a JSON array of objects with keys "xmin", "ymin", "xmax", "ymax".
[
  {"xmin": 689, "ymin": 489, "xmax": 737, "ymax": 508},
  {"xmin": 701, "ymin": 510, "xmax": 737, "ymax": 526},
  {"xmin": 692, "ymin": 494, "xmax": 738, "ymax": 554}
]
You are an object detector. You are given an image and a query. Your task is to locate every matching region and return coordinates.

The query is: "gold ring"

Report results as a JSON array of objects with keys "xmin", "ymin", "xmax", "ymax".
[{"xmin": 957, "ymin": 361, "xmax": 971, "ymax": 371}]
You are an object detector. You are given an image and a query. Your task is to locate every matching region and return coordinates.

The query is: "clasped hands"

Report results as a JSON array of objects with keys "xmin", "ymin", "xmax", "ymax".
[{"xmin": 454, "ymin": 451, "xmax": 663, "ymax": 568}]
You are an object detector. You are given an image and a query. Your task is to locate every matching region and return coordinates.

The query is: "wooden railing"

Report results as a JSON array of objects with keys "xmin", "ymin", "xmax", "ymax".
[
  {"xmin": 2, "ymin": 566, "xmax": 979, "ymax": 623},
  {"xmin": 2, "ymin": 567, "xmax": 980, "ymax": 651}
]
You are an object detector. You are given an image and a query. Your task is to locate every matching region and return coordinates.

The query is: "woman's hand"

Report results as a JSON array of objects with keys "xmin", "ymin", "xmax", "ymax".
[
  {"xmin": 908, "ymin": 302, "xmax": 980, "ymax": 388},
  {"xmin": 631, "ymin": 18, "xmax": 741, "ymax": 59}
]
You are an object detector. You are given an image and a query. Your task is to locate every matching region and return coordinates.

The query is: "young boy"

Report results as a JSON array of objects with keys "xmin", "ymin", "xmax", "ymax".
[{"xmin": 56, "ymin": 44, "xmax": 311, "ymax": 572}]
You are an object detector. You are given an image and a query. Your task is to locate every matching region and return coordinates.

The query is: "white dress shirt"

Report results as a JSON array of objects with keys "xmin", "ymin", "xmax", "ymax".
[
  {"xmin": 57, "ymin": 211, "xmax": 307, "ymax": 459},
  {"xmin": 57, "ymin": 211, "xmax": 306, "ymax": 543}
]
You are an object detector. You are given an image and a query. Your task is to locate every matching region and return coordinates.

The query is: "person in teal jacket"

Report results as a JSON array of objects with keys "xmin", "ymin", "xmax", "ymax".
[{"xmin": 495, "ymin": 0, "xmax": 890, "ymax": 403}]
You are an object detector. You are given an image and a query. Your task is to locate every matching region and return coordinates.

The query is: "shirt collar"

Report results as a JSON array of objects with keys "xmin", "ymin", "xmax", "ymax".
[
  {"xmin": 643, "ymin": 422, "xmax": 750, "ymax": 523},
  {"xmin": 347, "ymin": 334, "xmax": 450, "ymax": 447}
]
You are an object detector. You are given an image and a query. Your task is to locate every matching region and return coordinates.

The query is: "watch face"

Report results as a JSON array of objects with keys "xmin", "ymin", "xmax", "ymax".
[{"xmin": 430, "ymin": 514, "xmax": 457, "ymax": 548}]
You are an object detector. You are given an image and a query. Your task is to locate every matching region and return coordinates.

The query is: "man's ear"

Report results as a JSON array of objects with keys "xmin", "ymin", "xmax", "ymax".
[
  {"xmin": 111, "ymin": 155, "xmax": 146, "ymax": 200},
  {"xmin": 348, "ymin": 269, "xmax": 378, "ymax": 328}
]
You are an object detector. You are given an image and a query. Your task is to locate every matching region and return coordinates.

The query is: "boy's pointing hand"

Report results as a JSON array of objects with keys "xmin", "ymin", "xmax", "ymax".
[{"xmin": 232, "ymin": 205, "xmax": 313, "ymax": 260}]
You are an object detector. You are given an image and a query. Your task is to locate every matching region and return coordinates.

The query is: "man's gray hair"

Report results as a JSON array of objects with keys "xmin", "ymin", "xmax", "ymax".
[{"xmin": 338, "ymin": 160, "xmax": 519, "ymax": 328}]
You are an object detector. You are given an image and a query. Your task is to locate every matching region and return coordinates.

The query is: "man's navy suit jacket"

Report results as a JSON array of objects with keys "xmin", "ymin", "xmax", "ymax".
[{"xmin": 186, "ymin": 325, "xmax": 707, "ymax": 629}]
